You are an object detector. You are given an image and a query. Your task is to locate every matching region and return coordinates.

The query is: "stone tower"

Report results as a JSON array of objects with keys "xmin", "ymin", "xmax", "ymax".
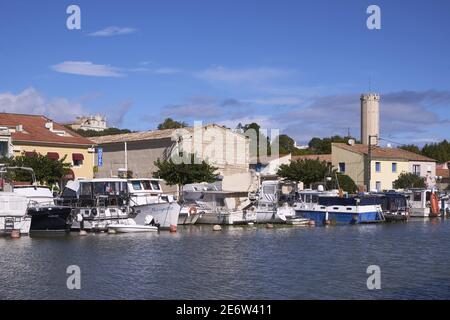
[{"xmin": 360, "ymin": 93, "xmax": 380, "ymax": 145}]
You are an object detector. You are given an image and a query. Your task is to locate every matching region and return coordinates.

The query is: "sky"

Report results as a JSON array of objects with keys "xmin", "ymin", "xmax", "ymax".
[{"xmin": 0, "ymin": 0, "xmax": 449, "ymax": 146}]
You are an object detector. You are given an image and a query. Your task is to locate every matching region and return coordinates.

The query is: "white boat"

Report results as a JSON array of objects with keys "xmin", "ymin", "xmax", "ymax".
[
  {"xmin": 182, "ymin": 183, "xmax": 256, "ymax": 225},
  {"xmin": 108, "ymin": 217, "xmax": 158, "ymax": 233},
  {"xmin": 255, "ymin": 180, "xmax": 296, "ymax": 223},
  {"xmin": 0, "ymin": 166, "xmax": 32, "ymax": 235},
  {"xmin": 406, "ymin": 189, "xmax": 441, "ymax": 218},
  {"xmin": 127, "ymin": 178, "xmax": 181, "ymax": 229},
  {"xmin": 286, "ymin": 217, "xmax": 310, "ymax": 226}
]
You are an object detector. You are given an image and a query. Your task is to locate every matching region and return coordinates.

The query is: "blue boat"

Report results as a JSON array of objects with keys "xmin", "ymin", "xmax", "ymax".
[{"xmin": 295, "ymin": 195, "xmax": 385, "ymax": 226}]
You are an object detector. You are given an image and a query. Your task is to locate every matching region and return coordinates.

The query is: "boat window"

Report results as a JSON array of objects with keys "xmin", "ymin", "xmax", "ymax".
[
  {"xmin": 150, "ymin": 180, "xmax": 161, "ymax": 191},
  {"xmin": 131, "ymin": 181, "xmax": 142, "ymax": 190},
  {"xmin": 80, "ymin": 183, "xmax": 92, "ymax": 196},
  {"xmin": 426, "ymin": 192, "xmax": 431, "ymax": 202},
  {"xmin": 263, "ymin": 185, "xmax": 276, "ymax": 195},
  {"xmin": 312, "ymin": 195, "xmax": 318, "ymax": 203},
  {"xmin": 413, "ymin": 192, "xmax": 422, "ymax": 202},
  {"xmin": 141, "ymin": 180, "xmax": 152, "ymax": 190},
  {"xmin": 305, "ymin": 195, "xmax": 311, "ymax": 203},
  {"xmin": 93, "ymin": 182, "xmax": 115, "ymax": 195}
]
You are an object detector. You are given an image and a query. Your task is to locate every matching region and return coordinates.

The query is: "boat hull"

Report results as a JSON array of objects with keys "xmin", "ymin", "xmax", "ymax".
[
  {"xmin": 196, "ymin": 211, "xmax": 256, "ymax": 225},
  {"xmin": 28, "ymin": 206, "xmax": 72, "ymax": 232},
  {"xmin": 0, "ymin": 216, "xmax": 32, "ymax": 235},
  {"xmin": 108, "ymin": 224, "xmax": 158, "ymax": 233},
  {"xmin": 178, "ymin": 212, "xmax": 200, "ymax": 225},
  {"xmin": 133, "ymin": 202, "xmax": 180, "ymax": 230},
  {"xmin": 297, "ymin": 210, "xmax": 383, "ymax": 226}
]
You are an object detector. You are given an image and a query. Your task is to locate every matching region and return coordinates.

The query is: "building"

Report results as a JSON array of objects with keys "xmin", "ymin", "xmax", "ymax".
[
  {"xmin": 0, "ymin": 113, "xmax": 96, "ymax": 180},
  {"xmin": 437, "ymin": 162, "xmax": 450, "ymax": 190},
  {"xmin": 70, "ymin": 115, "xmax": 107, "ymax": 132},
  {"xmin": 332, "ymin": 142, "xmax": 437, "ymax": 191},
  {"xmin": 90, "ymin": 124, "xmax": 254, "ymax": 192},
  {"xmin": 360, "ymin": 93, "xmax": 380, "ymax": 146}
]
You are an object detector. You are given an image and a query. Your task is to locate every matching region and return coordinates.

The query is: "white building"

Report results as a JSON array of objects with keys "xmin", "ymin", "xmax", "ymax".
[{"xmin": 70, "ymin": 115, "xmax": 107, "ymax": 132}]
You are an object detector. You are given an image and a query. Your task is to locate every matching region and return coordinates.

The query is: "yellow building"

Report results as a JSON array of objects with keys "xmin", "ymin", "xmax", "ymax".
[
  {"xmin": 332, "ymin": 143, "xmax": 436, "ymax": 191},
  {"xmin": 0, "ymin": 113, "xmax": 96, "ymax": 180}
]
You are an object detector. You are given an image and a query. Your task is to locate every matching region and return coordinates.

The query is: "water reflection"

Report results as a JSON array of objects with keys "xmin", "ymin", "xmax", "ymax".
[{"xmin": 1, "ymin": 219, "xmax": 450, "ymax": 299}]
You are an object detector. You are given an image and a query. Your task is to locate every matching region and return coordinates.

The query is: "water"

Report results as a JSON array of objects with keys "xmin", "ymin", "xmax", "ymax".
[{"xmin": 1, "ymin": 219, "xmax": 450, "ymax": 300}]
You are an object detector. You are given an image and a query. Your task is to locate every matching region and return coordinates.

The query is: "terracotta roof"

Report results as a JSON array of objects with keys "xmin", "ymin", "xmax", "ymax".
[
  {"xmin": 291, "ymin": 154, "xmax": 332, "ymax": 163},
  {"xmin": 0, "ymin": 113, "xmax": 95, "ymax": 146},
  {"xmin": 333, "ymin": 143, "xmax": 436, "ymax": 162},
  {"xmin": 437, "ymin": 168, "xmax": 450, "ymax": 178}
]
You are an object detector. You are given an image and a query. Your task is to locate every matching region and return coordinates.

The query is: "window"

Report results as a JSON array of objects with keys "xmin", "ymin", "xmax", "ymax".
[
  {"xmin": 131, "ymin": 181, "xmax": 142, "ymax": 191},
  {"xmin": 73, "ymin": 159, "xmax": 83, "ymax": 166},
  {"xmin": 150, "ymin": 180, "xmax": 161, "ymax": 191},
  {"xmin": 413, "ymin": 192, "xmax": 421, "ymax": 202},
  {"xmin": 376, "ymin": 181, "xmax": 382, "ymax": 192},
  {"xmin": 413, "ymin": 164, "xmax": 421, "ymax": 176},
  {"xmin": 375, "ymin": 162, "xmax": 381, "ymax": 172},
  {"xmin": 142, "ymin": 180, "xmax": 152, "ymax": 190},
  {"xmin": 339, "ymin": 162, "xmax": 346, "ymax": 173},
  {"xmin": 392, "ymin": 163, "xmax": 397, "ymax": 173}
]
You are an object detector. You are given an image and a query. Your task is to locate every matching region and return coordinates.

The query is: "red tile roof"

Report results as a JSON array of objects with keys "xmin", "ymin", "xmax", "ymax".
[
  {"xmin": 333, "ymin": 143, "xmax": 436, "ymax": 162},
  {"xmin": 437, "ymin": 168, "xmax": 450, "ymax": 178},
  {"xmin": 0, "ymin": 113, "xmax": 95, "ymax": 146}
]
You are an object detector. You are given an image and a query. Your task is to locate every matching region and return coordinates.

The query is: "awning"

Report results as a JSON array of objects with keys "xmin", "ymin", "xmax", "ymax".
[
  {"xmin": 24, "ymin": 151, "xmax": 37, "ymax": 158},
  {"xmin": 47, "ymin": 152, "xmax": 59, "ymax": 160},
  {"xmin": 72, "ymin": 153, "xmax": 84, "ymax": 161}
]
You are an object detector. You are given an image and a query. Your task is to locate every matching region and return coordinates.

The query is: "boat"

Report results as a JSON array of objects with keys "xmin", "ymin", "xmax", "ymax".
[
  {"xmin": 4, "ymin": 166, "xmax": 72, "ymax": 232},
  {"xmin": 108, "ymin": 217, "xmax": 158, "ymax": 233},
  {"xmin": 295, "ymin": 193, "xmax": 385, "ymax": 226},
  {"xmin": 0, "ymin": 167, "xmax": 32, "ymax": 235},
  {"xmin": 365, "ymin": 192, "xmax": 409, "ymax": 222},
  {"xmin": 406, "ymin": 189, "xmax": 441, "ymax": 218},
  {"xmin": 58, "ymin": 178, "xmax": 134, "ymax": 232},
  {"xmin": 286, "ymin": 217, "xmax": 310, "ymax": 226},
  {"xmin": 255, "ymin": 180, "xmax": 296, "ymax": 224},
  {"xmin": 182, "ymin": 183, "xmax": 256, "ymax": 225},
  {"xmin": 127, "ymin": 178, "xmax": 180, "ymax": 230}
]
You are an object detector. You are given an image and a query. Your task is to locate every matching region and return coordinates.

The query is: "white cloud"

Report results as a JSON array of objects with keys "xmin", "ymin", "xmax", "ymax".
[
  {"xmin": 245, "ymin": 97, "xmax": 303, "ymax": 106},
  {"xmin": 51, "ymin": 61, "xmax": 124, "ymax": 77},
  {"xmin": 154, "ymin": 68, "xmax": 182, "ymax": 75},
  {"xmin": 0, "ymin": 87, "xmax": 86, "ymax": 122},
  {"xmin": 88, "ymin": 26, "xmax": 138, "ymax": 37}
]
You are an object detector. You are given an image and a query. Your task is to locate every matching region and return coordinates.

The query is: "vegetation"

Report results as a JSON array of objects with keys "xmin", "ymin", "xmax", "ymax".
[
  {"xmin": 399, "ymin": 144, "xmax": 421, "ymax": 155},
  {"xmin": 68, "ymin": 127, "xmax": 132, "ymax": 137},
  {"xmin": 0, "ymin": 152, "xmax": 71, "ymax": 187},
  {"xmin": 308, "ymin": 135, "xmax": 358, "ymax": 154},
  {"xmin": 153, "ymin": 153, "xmax": 218, "ymax": 198},
  {"xmin": 238, "ymin": 122, "xmax": 272, "ymax": 159},
  {"xmin": 422, "ymin": 140, "xmax": 450, "ymax": 163},
  {"xmin": 157, "ymin": 118, "xmax": 188, "ymax": 130},
  {"xmin": 393, "ymin": 172, "xmax": 426, "ymax": 189},
  {"xmin": 329, "ymin": 173, "xmax": 358, "ymax": 194},
  {"xmin": 277, "ymin": 158, "xmax": 333, "ymax": 188}
]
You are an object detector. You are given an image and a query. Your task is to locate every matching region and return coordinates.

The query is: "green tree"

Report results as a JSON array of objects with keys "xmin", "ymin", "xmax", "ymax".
[
  {"xmin": 0, "ymin": 153, "xmax": 71, "ymax": 187},
  {"xmin": 328, "ymin": 173, "xmax": 357, "ymax": 193},
  {"xmin": 241, "ymin": 122, "xmax": 271, "ymax": 158},
  {"xmin": 66, "ymin": 126, "xmax": 132, "ymax": 137},
  {"xmin": 393, "ymin": 172, "xmax": 426, "ymax": 189},
  {"xmin": 308, "ymin": 135, "xmax": 357, "ymax": 154},
  {"xmin": 153, "ymin": 153, "xmax": 218, "ymax": 199},
  {"xmin": 421, "ymin": 140, "xmax": 450, "ymax": 163},
  {"xmin": 400, "ymin": 144, "xmax": 421, "ymax": 154},
  {"xmin": 277, "ymin": 159, "xmax": 333, "ymax": 188},
  {"xmin": 157, "ymin": 118, "xmax": 188, "ymax": 130}
]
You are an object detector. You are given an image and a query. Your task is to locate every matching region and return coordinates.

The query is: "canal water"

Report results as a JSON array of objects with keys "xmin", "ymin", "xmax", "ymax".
[{"xmin": 1, "ymin": 219, "xmax": 450, "ymax": 300}]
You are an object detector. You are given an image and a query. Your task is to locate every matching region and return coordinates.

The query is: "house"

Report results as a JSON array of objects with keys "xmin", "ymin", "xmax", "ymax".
[
  {"xmin": 332, "ymin": 142, "xmax": 437, "ymax": 191},
  {"xmin": 69, "ymin": 115, "xmax": 107, "ymax": 132},
  {"xmin": 90, "ymin": 124, "xmax": 254, "ymax": 192},
  {"xmin": 437, "ymin": 162, "xmax": 450, "ymax": 190},
  {"xmin": 0, "ymin": 113, "xmax": 96, "ymax": 180}
]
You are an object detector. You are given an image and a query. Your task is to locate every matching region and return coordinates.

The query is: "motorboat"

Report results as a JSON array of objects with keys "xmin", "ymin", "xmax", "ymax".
[
  {"xmin": 127, "ymin": 178, "xmax": 180, "ymax": 230},
  {"xmin": 255, "ymin": 180, "xmax": 296, "ymax": 224},
  {"xmin": 366, "ymin": 192, "xmax": 409, "ymax": 222},
  {"xmin": 406, "ymin": 189, "xmax": 441, "ymax": 218},
  {"xmin": 286, "ymin": 217, "xmax": 311, "ymax": 226},
  {"xmin": 182, "ymin": 183, "xmax": 256, "ymax": 225},
  {"xmin": 3, "ymin": 166, "xmax": 72, "ymax": 232},
  {"xmin": 108, "ymin": 217, "xmax": 158, "ymax": 233},
  {"xmin": 58, "ymin": 178, "xmax": 134, "ymax": 232}
]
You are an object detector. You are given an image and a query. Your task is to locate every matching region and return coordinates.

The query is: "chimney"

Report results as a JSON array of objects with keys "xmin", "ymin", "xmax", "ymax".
[{"xmin": 45, "ymin": 121, "xmax": 53, "ymax": 131}]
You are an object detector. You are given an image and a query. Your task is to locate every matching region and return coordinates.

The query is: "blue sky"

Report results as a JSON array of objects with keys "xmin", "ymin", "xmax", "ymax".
[{"xmin": 0, "ymin": 0, "xmax": 449, "ymax": 145}]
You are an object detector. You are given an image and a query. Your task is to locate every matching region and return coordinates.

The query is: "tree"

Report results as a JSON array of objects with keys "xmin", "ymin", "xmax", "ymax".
[
  {"xmin": 328, "ymin": 173, "xmax": 357, "ymax": 193},
  {"xmin": 241, "ymin": 122, "xmax": 271, "ymax": 159},
  {"xmin": 0, "ymin": 153, "xmax": 71, "ymax": 187},
  {"xmin": 157, "ymin": 118, "xmax": 188, "ymax": 130},
  {"xmin": 66, "ymin": 126, "xmax": 132, "ymax": 137},
  {"xmin": 308, "ymin": 135, "xmax": 357, "ymax": 154},
  {"xmin": 400, "ymin": 144, "xmax": 421, "ymax": 154},
  {"xmin": 422, "ymin": 140, "xmax": 450, "ymax": 163},
  {"xmin": 393, "ymin": 172, "xmax": 426, "ymax": 189},
  {"xmin": 153, "ymin": 153, "xmax": 218, "ymax": 199},
  {"xmin": 277, "ymin": 159, "xmax": 333, "ymax": 188}
]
